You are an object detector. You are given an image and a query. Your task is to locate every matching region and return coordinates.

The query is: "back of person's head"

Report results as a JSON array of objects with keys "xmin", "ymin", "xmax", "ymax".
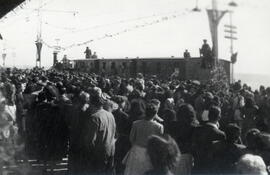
[
  {"xmin": 236, "ymin": 154, "xmax": 267, "ymax": 175},
  {"xmin": 245, "ymin": 97, "xmax": 255, "ymax": 108},
  {"xmin": 246, "ymin": 128, "xmax": 261, "ymax": 150},
  {"xmin": 147, "ymin": 135, "xmax": 180, "ymax": 171},
  {"xmin": 213, "ymin": 96, "xmax": 220, "ymax": 106},
  {"xmin": 176, "ymin": 103, "xmax": 197, "ymax": 124},
  {"xmin": 164, "ymin": 98, "xmax": 174, "ymax": 110},
  {"xmin": 79, "ymin": 92, "xmax": 90, "ymax": 104},
  {"xmin": 208, "ymin": 105, "xmax": 221, "ymax": 122},
  {"xmin": 150, "ymin": 99, "xmax": 161, "ymax": 108},
  {"xmin": 145, "ymin": 102, "xmax": 159, "ymax": 120},
  {"xmin": 130, "ymin": 99, "xmax": 145, "ymax": 115},
  {"xmin": 111, "ymin": 95, "xmax": 127, "ymax": 108},
  {"xmin": 103, "ymin": 100, "xmax": 118, "ymax": 113},
  {"xmin": 91, "ymin": 96, "xmax": 104, "ymax": 108},
  {"xmin": 257, "ymin": 132, "xmax": 270, "ymax": 151},
  {"xmin": 225, "ymin": 123, "xmax": 241, "ymax": 143}
]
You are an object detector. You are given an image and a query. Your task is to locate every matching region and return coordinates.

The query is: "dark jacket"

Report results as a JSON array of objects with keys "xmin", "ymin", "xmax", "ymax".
[
  {"xmin": 167, "ymin": 121, "xmax": 198, "ymax": 154},
  {"xmin": 212, "ymin": 141, "xmax": 246, "ymax": 174},
  {"xmin": 191, "ymin": 123, "xmax": 226, "ymax": 173}
]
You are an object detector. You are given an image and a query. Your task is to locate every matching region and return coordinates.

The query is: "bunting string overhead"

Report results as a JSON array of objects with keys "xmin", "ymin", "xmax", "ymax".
[
  {"xmin": 42, "ymin": 10, "xmax": 188, "ymax": 51},
  {"xmin": 70, "ymin": 10, "xmax": 182, "ymax": 33}
]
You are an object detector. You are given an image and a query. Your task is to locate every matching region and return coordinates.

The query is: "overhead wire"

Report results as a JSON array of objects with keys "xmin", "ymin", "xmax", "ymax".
[{"xmin": 42, "ymin": 10, "xmax": 189, "ymax": 51}]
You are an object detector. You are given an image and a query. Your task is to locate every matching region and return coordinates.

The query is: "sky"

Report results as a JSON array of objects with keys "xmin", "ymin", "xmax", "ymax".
[{"xmin": 0, "ymin": 0, "xmax": 270, "ymax": 75}]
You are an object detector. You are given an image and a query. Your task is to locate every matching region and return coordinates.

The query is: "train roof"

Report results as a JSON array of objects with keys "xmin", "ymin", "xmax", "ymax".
[{"xmin": 72, "ymin": 57, "xmax": 231, "ymax": 63}]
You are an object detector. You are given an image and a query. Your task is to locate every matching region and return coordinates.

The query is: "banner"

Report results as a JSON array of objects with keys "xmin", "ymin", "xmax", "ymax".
[
  {"xmin": 231, "ymin": 52, "xmax": 238, "ymax": 64},
  {"xmin": 35, "ymin": 41, "xmax": 42, "ymax": 61}
]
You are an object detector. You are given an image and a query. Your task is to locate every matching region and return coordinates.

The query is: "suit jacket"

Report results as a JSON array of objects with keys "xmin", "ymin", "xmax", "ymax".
[
  {"xmin": 191, "ymin": 123, "xmax": 225, "ymax": 173},
  {"xmin": 84, "ymin": 108, "xmax": 116, "ymax": 161}
]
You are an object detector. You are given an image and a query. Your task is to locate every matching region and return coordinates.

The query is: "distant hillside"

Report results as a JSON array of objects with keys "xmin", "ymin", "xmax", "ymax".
[{"xmin": 235, "ymin": 73, "xmax": 270, "ymax": 90}]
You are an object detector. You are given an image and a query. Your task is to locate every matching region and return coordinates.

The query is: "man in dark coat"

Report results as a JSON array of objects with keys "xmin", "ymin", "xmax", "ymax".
[
  {"xmin": 68, "ymin": 92, "xmax": 91, "ymax": 175},
  {"xmin": 191, "ymin": 106, "xmax": 226, "ymax": 174},
  {"xmin": 83, "ymin": 95, "xmax": 116, "ymax": 174},
  {"xmin": 112, "ymin": 95, "xmax": 131, "ymax": 174},
  {"xmin": 212, "ymin": 124, "xmax": 246, "ymax": 174}
]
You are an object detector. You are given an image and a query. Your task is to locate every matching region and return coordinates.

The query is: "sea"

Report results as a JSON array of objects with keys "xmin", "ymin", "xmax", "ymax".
[{"xmin": 235, "ymin": 73, "xmax": 270, "ymax": 91}]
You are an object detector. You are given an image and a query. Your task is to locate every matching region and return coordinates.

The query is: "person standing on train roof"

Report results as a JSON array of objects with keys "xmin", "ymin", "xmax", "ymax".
[
  {"xmin": 84, "ymin": 47, "xmax": 92, "ymax": 59},
  {"xmin": 92, "ymin": 52, "xmax": 98, "ymax": 59},
  {"xmin": 184, "ymin": 49, "xmax": 191, "ymax": 58}
]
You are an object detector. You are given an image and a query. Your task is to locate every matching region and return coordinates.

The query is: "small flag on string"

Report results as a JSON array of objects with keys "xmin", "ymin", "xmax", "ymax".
[
  {"xmin": 231, "ymin": 52, "xmax": 238, "ymax": 64},
  {"xmin": 0, "ymin": 33, "xmax": 3, "ymax": 40}
]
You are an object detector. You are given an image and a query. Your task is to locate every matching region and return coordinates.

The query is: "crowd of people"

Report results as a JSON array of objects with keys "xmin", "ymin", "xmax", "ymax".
[{"xmin": 0, "ymin": 67, "xmax": 270, "ymax": 175}]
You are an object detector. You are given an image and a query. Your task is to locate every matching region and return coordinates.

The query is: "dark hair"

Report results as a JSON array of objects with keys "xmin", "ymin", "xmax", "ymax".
[
  {"xmin": 246, "ymin": 128, "xmax": 261, "ymax": 150},
  {"xmin": 150, "ymin": 99, "xmax": 160, "ymax": 107},
  {"xmin": 91, "ymin": 96, "xmax": 104, "ymax": 108},
  {"xmin": 245, "ymin": 97, "xmax": 255, "ymax": 108},
  {"xmin": 147, "ymin": 135, "xmax": 180, "ymax": 171},
  {"xmin": 145, "ymin": 103, "xmax": 158, "ymax": 120},
  {"xmin": 176, "ymin": 104, "xmax": 197, "ymax": 124},
  {"xmin": 225, "ymin": 124, "xmax": 241, "ymax": 143},
  {"xmin": 208, "ymin": 106, "xmax": 221, "ymax": 122}
]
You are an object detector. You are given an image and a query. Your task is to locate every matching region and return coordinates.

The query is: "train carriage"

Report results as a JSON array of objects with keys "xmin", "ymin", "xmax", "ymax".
[{"xmin": 71, "ymin": 57, "xmax": 232, "ymax": 83}]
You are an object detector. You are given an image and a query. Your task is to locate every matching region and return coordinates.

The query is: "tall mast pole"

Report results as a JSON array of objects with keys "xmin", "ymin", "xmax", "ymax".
[
  {"xmin": 225, "ymin": 1, "xmax": 238, "ymax": 83},
  {"xmin": 207, "ymin": 0, "xmax": 227, "ymax": 67},
  {"xmin": 36, "ymin": 0, "xmax": 43, "ymax": 68}
]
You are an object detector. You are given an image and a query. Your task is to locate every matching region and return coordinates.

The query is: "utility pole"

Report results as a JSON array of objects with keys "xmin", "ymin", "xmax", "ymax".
[
  {"xmin": 2, "ymin": 49, "xmax": 6, "ymax": 67},
  {"xmin": 33, "ymin": 1, "xmax": 78, "ymax": 68},
  {"xmin": 53, "ymin": 38, "xmax": 60, "ymax": 66},
  {"xmin": 225, "ymin": 1, "xmax": 238, "ymax": 83}
]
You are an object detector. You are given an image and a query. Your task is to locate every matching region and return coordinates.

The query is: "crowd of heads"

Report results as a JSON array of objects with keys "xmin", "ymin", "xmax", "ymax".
[{"xmin": 0, "ymin": 66, "xmax": 270, "ymax": 174}]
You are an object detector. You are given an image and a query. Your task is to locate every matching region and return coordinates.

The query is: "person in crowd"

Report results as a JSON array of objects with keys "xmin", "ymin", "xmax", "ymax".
[
  {"xmin": 82, "ymin": 95, "xmax": 116, "ymax": 174},
  {"xmin": 232, "ymin": 90, "xmax": 245, "ymax": 127},
  {"xmin": 241, "ymin": 97, "xmax": 259, "ymax": 142},
  {"xmin": 123, "ymin": 102, "xmax": 164, "ymax": 175},
  {"xmin": 111, "ymin": 95, "xmax": 131, "ymax": 174},
  {"xmin": 162, "ymin": 98, "xmax": 176, "ymax": 133},
  {"xmin": 146, "ymin": 135, "xmax": 180, "ymax": 175},
  {"xmin": 191, "ymin": 105, "xmax": 226, "ymax": 174},
  {"xmin": 128, "ymin": 92, "xmax": 146, "ymax": 123},
  {"xmin": 245, "ymin": 129, "xmax": 270, "ymax": 166},
  {"xmin": 212, "ymin": 124, "xmax": 246, "ymax": 174},
  {"xmin": 236, "ymin": 154, "xmax": 268, "ymax": 175},
  {"xmin": 68, "ymin": 92, "xmax": 91, "ymax": 175},
  {"xmin": 200, "ymin": 91, "xmax": 214, "ymax": 124},
  {"xmin": 149, "ymin": 99, "xmax": 164, "ymax": 123},
  {"xmin": 169, "ymin": 104, "xmax": 199, "ymax": 175}
]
